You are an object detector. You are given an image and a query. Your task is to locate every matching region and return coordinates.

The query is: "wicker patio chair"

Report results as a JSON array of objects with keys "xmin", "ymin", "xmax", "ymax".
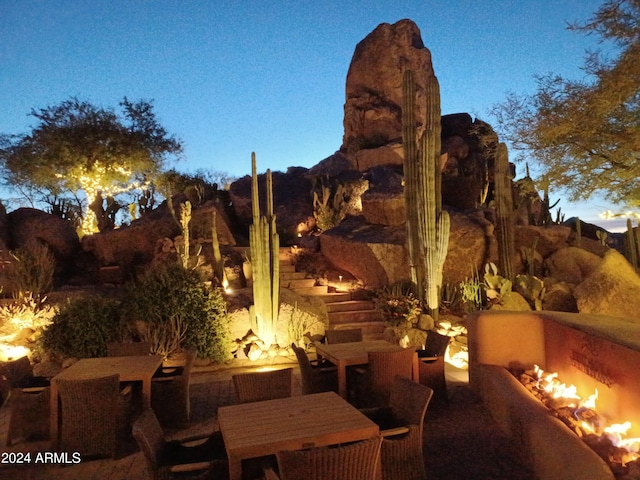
[
  {"xmin": 56, "ymin": 374, "xmax": 132, "ymax": 459},
  {"xmin": 356, "ymin": 348, "xmax": 416, "ymax": 408},
  {"xmin": 1, "ymin": 356, "xmax": 51, "ymax": 445},
  {"xmin": 151, "ymin": 347, "xmax": 197, "ymax": 429},
  {"xmin": 417, "ymin": 330, "xmax": 451, "ymax": 402},
  {"xmin": 324, "ymin": 328, "xmax": 363, "ymax": 344},
  {"xmin": 264, "ymin": 435, "xmax": 383, "ymax": 480},
  {"xmin": 132, "ymin": 408, "xmax": 227, "ymax": 480},
  {"xmin": 291, "ymin": 343, "xmax": 337, "ymax": 395},
  {"xmin": 361, "ymin": 375, "xmax": 434, "ymax": 480},
  {"xmin": 107, "ymin": 341, "xmax": 152, "ymax": 357},
  {"xmin": 232, "ymin": 367, "xmax": 293, "ymax": 404}
]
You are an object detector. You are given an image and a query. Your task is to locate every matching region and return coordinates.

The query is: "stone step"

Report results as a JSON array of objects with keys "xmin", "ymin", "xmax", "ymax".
[
  {"xmin": 291, "ymin": 285, "xmax": 329, "ymax": 295},
  {"xmin": 313, "ymin": 292, "xmax": 353, "ymax": 303},
  {"xmin": 279, "ymin": 263, "xmax": 296, "ymax": 273},
  {"xmin": 278, "ymin": 247, "xmax": 293, "ymax": 262},
  {"xmin": 327, "ymin": 321, "xmax": 386, "ymax": 340},
  {"xmin": 325, "ymin": 300, "xmax": 376, "ymax": 313},
  {"xmin": 280, "ymin": 271, "xmax": 307, "ymax": 281},
  {"xmin": 282, "ymin": 278, "xmax": 316, "ymax": 289},
  {"xmin": 328, "ymin": 309, "xmax": 383, "ymax": 325}
]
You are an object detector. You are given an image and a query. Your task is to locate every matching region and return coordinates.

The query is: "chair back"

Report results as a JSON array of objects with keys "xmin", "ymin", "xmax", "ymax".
[
  {"xmin": 56, "ymin": 374, "xmax": 122, "ymax": 458},
  {"xmin": 325, "ymin": 328, "xmax": 363, "ymax": 344},
  {"xmin": 0, "ymin": 356, "xmax": 33, "ymax": 387},
  {"xmin": 367, "ymin": 348, "xmax": 416, "ymax": 406},
  {"xmin": 389, "ymin": 375, "xmax": 433, "ymax": 434},
  {"xmin": 291, "ymin": 344, "xmax": 314, "ymax": 395},
  {"xmin": 132, "ymin": 408, "xmax": 166, "ymax": 478},
  {"xmin": 107, "ymin": 342, "xmax": 151, "ymax": 357},
  {"xmin": 232, "ymin": 368, "xmax": 293, "ymax": 403},
  {"xmin": 276, "ymin": 435, "xmax": 383, "ymax": 480},
  {"xmin": 423, "ymin": 330, "xmax": 450, "ymax": 357}
]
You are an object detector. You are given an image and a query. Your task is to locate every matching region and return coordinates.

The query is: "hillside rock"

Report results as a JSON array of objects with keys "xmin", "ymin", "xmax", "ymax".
[
  {"xmin": 6, "ymin": 208, "xmax": 80, "ymax": 260},
  {"xmin": 228, "ymin": 168, "xmax": 315, "ymax": 241},
  {"xmin": 543, "ymin": 246, "xmax": 602, "ymax": 284},
  {"xmin": 574, "ymin": 249, "xmax": 640, "ymax": 321},
  {"xmin": 342, "ymin": 19, "xmax": 434, "ymax": 159},
  {"xmin": 319, "ymin": 209, "xmax": 494, "ymax": 289}
]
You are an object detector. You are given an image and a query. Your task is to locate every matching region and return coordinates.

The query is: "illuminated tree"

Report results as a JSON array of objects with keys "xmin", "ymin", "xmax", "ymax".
[
  {"xmin": 0, "ymin": 97, "xmax": 183, "ymax": 233},
  {"xmin": 491, "ymin": 0, "xmax": 640, "ymax": 206}
]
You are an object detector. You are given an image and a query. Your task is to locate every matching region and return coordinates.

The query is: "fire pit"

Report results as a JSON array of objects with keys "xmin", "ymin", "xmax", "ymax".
[
  {"xmin": 515, "ymin": 365, "xmax": 640, "ymax": 479},
  {"xmin": 467, "ymin": 311, "xmax": 640, "ymax": 480}
]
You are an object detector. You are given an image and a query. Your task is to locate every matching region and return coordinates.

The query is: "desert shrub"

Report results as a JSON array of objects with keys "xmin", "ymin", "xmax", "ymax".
[
  {"xmin": 39, "ymin": 296, "xmax": 125, "ymax": 358},
  {"xmin": 5, "ymin": 242, "xmax": 55, "ymax": 306},
  {"xmin": 374, "ymin": 280, "xmax": 422, "ymax": 327},
  {"xmin": 122, "ymin": 262, "xmax": 230, "ymax": 363}
]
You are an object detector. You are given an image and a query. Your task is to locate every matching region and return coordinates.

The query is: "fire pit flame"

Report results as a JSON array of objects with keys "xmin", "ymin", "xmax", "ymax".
[{"xmin": 520, "ymin": 365, "xmax": 640, "ymax": 473}]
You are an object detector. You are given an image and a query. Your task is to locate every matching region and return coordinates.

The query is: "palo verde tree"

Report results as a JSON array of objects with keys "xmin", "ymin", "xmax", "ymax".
[
  {"xmin": 491, "ymin": 0, "xmax": 640, "ymax": 207},
  {"xmin": 0, "ymin": 97, "xmax": 183, "ymax": 233}
]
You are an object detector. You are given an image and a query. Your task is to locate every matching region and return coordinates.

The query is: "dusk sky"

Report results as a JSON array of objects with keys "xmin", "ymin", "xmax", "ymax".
[{"xmin": 0, "ymin": 0, "xmax": 626, "ymax": 229}]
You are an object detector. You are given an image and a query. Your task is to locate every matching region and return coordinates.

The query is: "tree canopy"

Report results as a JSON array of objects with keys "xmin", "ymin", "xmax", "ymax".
[
  {"xmin": 0, "ymin": 97, "xmax": 183, "ymax": 231},
  {"xmin": 491, "ymin": 0, "xmax": 640, "ymax": 206}
]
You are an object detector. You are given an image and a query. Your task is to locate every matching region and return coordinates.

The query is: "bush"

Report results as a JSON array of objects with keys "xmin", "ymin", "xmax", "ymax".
[
  {"xmin": 374, "ymin": 281, "xmax": 422, "ymax": 327},
  {"xmin": 39, "ymin": 296, "xmax": 125, "ymax": 358},
  {"xmin": 6, "ymin": 243, "xmax": 55, "ymax": 306},
  {"xmin": 122, "ymin": 262, "xmax": 230, "ymax": 363}
]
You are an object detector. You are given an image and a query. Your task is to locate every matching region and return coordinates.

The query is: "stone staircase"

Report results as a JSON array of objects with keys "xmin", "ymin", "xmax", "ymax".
[{"xmin": 278, "ymin": 248, "xmax": 385, "ymax": 341}]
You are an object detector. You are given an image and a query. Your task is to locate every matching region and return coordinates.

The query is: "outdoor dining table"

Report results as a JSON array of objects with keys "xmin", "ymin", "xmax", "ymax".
[
  {"xmin": 218, "ymin": 391, "xmax": 379, "ymax": 480},
  {"xmin": 49, "ymin": 354, "xmax": 163, "ymax": 449},
  {"xmin": 314, "ymin": 339, "xmax": 419, "ymax": 398}
]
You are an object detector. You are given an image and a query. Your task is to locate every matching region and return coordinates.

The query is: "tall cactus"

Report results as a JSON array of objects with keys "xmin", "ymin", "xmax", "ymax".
[
  {"xmin": 494, "ymin": 142, "xmax": 515, "ymax": 282},
  {"xmin": 248, "ymin": 152, "xmax": 280, "ymax": 347},
  {"xmin": 211, "ymin": 209, "xmax": 227, "ymax": 288},
  {"xmin": 402, "ymin": 70, "xmax": 450, "ymax": 322},
  {"xmin": 402, "ymin": 70, "xmax": 423, "ymax": 294}
]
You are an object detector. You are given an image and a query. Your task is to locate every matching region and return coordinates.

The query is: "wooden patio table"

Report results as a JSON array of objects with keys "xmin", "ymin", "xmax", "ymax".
[
  {"xmin": 218, "ymin": 391, "xmax": 379, "ymax": 480},
  {"xmin": 49, "ymin": 354, "xmax": 163, "ymax": 449},
  {"xmin": 315, "ymin": 340, "xmax": 419, "ymax": 398}
]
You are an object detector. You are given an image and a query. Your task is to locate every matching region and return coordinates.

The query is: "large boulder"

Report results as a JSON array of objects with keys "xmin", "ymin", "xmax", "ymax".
[
  {"xmin": 81, "ymin": 200, "xmax": 235, "ymax": 274},
  {"xmin": 6, "ymin": 208, "xmax": 80, "ymax": 260},
  {"xmin": 574, "ymin": 249, "xmax": 640, "ymax": 321},
  {"xmin": 320, "ymin": 216, "xmax": 407, "ymax": 288},
  {"xmin": 341, "ymin": 19, "xmax": 434, "ymax": 160},
  {"xmin": 228, "ymin": 168, "xmax": 315, "ymax": 241},
  {"xmin": 319, "ymin": 209, "xmax": 494, "ymax": 289},
  {"xmin": 543, "ymin": 246, "xmax": 602, "ymax": 285}
]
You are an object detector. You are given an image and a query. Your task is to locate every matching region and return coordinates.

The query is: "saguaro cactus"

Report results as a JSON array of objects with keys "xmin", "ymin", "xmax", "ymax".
[
  {"xmin": 248, "ymin": 152, "xmax": 280, "ymax": 347},
  {"xmin": 402, "ymin": 70, "xmax": 450, "ymax": 322},
  {"xmin": 494, "ymin": 142, "xmax": 515, "ymax": 282},
  {"xmin": 211, "ymin": 209, "xmax": 227, "ymax": 288}
]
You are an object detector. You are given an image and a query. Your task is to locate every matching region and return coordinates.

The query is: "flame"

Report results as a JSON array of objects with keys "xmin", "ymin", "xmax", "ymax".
[{"xmin": 531, "ymin": 365, "xmax": 640, "ymax": 466}]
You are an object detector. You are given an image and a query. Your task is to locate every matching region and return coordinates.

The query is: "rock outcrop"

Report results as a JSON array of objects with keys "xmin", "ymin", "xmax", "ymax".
[
  {"xmin": 574, "ymin": 249, "xmax": 640, "ymax": 320},
  {"xmin": 342, "ymin": 19, "xmax": 434, "ymax": 161}
]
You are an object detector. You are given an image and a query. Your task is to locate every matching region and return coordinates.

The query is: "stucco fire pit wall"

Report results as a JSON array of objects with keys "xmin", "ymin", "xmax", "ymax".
[{"xmin": 467, "ymin": 310, "xmax": 640, "ymax": 480}]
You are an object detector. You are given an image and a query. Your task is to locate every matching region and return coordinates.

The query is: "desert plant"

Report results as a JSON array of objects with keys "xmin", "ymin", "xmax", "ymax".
[
  {"xmin": 459, "ymin": 266, "xmax": 483, "ymax": 312},
  {"xmin": 39, "ymin": 296, "xmax": 125, "ymax": 358},
  {"xmin": 312, "ymin": 178, "xmax": 349, "ymax": 232},
  {"xmin": 0, "ymin": 293, "xmax": 56, "ymax": 333},
  {"xmin": 142, "ymin": 315, "xmax": 189, "ymax": 360},
  {"xmin": 5, "ymin": 243, "xmax": 55, "ymax": 308},
  {"xmin": 122, "ymin": 261, "xmax": 230, "ymax": 362},
  {"xmin": 248, "ymin": 153, "xmax": 280, "ymax": 347},
  {"xmin": 514, "ymin": 274, "xmax": 546, "ymax": 311},
  {"xmin": 374, "ymin": 281, "xmax": 422, "ymax": 328},
  {"xmin": 483, "ymin": 262, "xmax": 512, "ymax": 305},
  {"xmin": 285, "ymin": 302, "xmax": 320, "ymax": 348},
  {"xmin": 402, "ymin": 69, "xmax": 450, "ymax": 322}
]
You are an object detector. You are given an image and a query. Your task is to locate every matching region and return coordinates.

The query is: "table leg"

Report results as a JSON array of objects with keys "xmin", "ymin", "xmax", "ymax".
[
  {"xmin": 337, "ymin": 362, "xmax": 348, "ymax": 398},
  {"xmin": 50, "ymin": 381, "xmax": 59, "ymax": 449},
  {"xmin": 141, "ymin": 378, "xmax": 152, "ymax": 408},
  {"xmin": 412, "ymin": 352, "xmax": 419, "ymax": 383},
  {"xmin": 228, "ymin": 456, "xmax": 242, "ymax": 480}
]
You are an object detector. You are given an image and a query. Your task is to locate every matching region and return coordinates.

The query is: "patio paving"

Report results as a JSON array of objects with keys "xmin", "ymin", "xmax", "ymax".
[{"xmin": 0, "ymin": 363, "xmax": 535, "ymax": 480}]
